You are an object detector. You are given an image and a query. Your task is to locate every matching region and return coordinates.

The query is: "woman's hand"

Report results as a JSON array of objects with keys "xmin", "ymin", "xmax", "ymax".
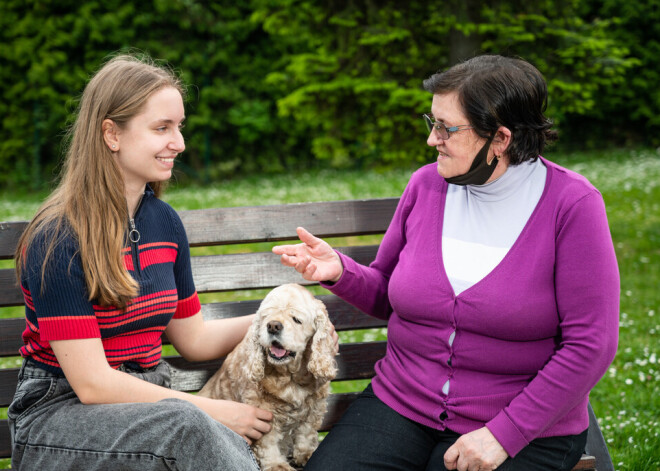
[
  {"xmin": 207, "ymin": 399, "xmax": 273, "ymax": 445},
  {"xmin": 444, "ymin": 427, "xmax": 508, "ymax": 471},
  {"xmin": 272, "ymin": 227, "xmax": 343, "ymax": 282}
]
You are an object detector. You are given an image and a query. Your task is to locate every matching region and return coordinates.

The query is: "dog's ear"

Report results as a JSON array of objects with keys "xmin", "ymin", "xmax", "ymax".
[
  {"xmin": 307, "ymin": 299, "xmax": 338, "ymax": 383},
  {"xmin": 244, "ymin": 313, "xmax": 265, "ymax": 382}
]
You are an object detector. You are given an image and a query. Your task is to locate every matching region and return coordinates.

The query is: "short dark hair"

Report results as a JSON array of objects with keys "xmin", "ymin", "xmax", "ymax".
[{"xmin": 422, "ymin": 55, "xmax": 557, "ymax": 165}]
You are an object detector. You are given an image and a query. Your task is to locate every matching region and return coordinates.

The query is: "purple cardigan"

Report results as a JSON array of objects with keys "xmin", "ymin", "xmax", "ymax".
[{"xmin": 323, "ymin": 159, "xmax": 619, "ymax": 457}]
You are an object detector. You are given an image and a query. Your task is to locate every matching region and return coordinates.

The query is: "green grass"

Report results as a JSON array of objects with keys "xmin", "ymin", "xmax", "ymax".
[{"xmin": 1, "ymin": 148, "xmax": 659, "ymax": 470}]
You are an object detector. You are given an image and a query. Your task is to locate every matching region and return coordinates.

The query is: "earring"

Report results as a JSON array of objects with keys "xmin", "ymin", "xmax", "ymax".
[{"xmin": 111, "ymin": 145, "xmax": 116, "ymax": 149}]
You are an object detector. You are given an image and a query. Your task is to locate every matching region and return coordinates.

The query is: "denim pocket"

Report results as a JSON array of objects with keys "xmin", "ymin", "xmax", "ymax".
[{"xmin": 7, "ymin": 377, "xmax": 55, "ymax": 424}]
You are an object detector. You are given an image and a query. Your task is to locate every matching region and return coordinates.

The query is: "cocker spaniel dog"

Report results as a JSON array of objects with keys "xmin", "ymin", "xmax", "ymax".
[{"xmin": 198, "ymin": 283, "xmax": 338, "ymax": 471}]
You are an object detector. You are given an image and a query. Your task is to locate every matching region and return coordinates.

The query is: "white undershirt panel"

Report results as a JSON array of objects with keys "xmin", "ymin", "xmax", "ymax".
[
  {"xmin": 440, "ymin": 158, "xmax": 547, "ymax": 396},
  {"xmin": 442, "ymin": 158, "xmax": 547, "ymax": 296}
]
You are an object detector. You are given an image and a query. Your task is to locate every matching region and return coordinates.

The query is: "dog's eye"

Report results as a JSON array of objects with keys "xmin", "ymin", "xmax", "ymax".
[{"xmin": 292, "ymin": 316, "xmax": 302, "ymax": 324}]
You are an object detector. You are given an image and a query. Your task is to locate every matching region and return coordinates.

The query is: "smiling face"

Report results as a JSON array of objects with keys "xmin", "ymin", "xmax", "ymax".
[
  {"xmin": 112, "ymin": 86, "xmax": 185, "ymax": 196},
  {"xmin": 427, "ymin": 92, "xmax": 494, "ymax": 180}
]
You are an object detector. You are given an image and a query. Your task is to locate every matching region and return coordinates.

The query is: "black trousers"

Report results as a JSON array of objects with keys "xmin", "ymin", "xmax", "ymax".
[{"xmin": 305, "ymin": 385, "xmax": 587, "ymax": 471}]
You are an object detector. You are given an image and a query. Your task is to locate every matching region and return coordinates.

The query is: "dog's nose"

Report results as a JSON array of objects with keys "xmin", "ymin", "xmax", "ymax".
[{"xmin": 267, "ymin": 321, "xmax": 283, "ymax": 335}]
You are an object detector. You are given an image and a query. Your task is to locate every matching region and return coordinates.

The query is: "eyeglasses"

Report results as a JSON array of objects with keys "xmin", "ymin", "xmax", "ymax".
[{"xmin": 423, "ymin": 113, "xmax": 473, "ymax": 140}]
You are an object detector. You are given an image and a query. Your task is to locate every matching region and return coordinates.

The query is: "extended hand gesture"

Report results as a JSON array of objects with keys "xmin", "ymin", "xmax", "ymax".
[{"xmin": 272, "ymin": 227, "xmax": 343, "ymax": 282}]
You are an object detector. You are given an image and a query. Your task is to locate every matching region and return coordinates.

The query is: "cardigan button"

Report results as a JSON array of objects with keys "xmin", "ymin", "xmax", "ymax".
[{"xmin": 440, "ymin": 411, "xmax": 448, "ymax": 421}]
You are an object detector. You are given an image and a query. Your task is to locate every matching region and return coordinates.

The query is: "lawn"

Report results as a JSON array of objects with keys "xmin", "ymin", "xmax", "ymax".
[{"xmin": 1, "ymin": 147, "xmax": 658, "ymax": 470}]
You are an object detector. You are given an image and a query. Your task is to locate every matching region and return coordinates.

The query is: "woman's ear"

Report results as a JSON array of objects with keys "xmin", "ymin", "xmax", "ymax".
[
  {"xmin": 493, "ymin": 126, "xmax": 512, "ymax": 158},
  {"xmin": 102, "ymin": 119, "xmax": 120, "ymax": 152}
]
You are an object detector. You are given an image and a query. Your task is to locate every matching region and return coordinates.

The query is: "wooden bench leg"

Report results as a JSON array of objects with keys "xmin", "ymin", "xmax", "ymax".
[{"xmin": 572, "ymin": 454, "xmax": 597, "ymax": 470}]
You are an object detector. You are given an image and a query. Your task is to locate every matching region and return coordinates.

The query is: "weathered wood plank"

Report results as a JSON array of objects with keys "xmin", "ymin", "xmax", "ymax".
[
  {"xmin": 0, "ymin": 368, "xmax": 17, "ymax": 408},
  {"xmin": 0, "ymin": 296, "xmax": 386, "ymax": 357},
  {"xmin": 199, "ymin": 295, "xmax": 387, "ymax": 332},
  {"xmin": 179, "ymin": 198, "xmax": 398, "ymax": 246},
  {"xmin": 0, "ymin": 270, "xmax": 20, "ymax": 308},
  {"xmin": 0, "ymin": 342, "xmax": 386, "ymax": 407},
  {"xmin": 188, "ymin": 245, "xmax": 378, "ymax": 293},
  {"xmin": 571, "ymin": 455, "xmax": 597, "ymax": 470},
  {"xmin": 0, "ymin": 199, "xmax": 398, "ymax": 260},
  {"xmin": 0, "ymin": 245, "xmax": 380, "ymax": 308},
  {"xmin": 0, "ymin": 318, "xmax": 24, "ymax": 357},
  {"xmin": 0, "ymin": 221, "xmax": 27, "ymax": 260},
  {"xmin": 0, "ymin": 420, "xmax": 10, "ymax": 458},
  {"xmin": 165, "ymin": 341, "xmax": 386, "ymax": 393}
]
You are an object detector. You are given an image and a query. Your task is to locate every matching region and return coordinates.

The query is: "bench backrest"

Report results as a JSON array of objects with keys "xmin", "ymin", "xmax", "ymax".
[{"xmin": 0, "ymin": 198, "xmax": 399, "ymax": 459}]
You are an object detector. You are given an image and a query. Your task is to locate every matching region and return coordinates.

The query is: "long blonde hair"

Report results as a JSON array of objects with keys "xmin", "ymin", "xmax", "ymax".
[{"xmin": 15, "ymin": 54, "xmax": 185, "ymax": 308}]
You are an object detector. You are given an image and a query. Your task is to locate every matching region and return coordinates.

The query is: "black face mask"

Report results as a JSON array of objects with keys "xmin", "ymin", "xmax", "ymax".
[{"xmin": 444, "ymin": 134, "xmax": 497, "ymax": 186}]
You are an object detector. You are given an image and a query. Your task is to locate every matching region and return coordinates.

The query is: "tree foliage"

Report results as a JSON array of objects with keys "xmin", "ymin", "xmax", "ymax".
[{"xmin": 0, "ymin": 0, "xmax": 655, "ymax": 189}]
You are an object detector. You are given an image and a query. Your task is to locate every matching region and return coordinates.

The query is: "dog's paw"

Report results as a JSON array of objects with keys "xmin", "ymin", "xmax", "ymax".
[{"xmin": 293, "ymin": 448, "xmax": 314, "ymax": 467}]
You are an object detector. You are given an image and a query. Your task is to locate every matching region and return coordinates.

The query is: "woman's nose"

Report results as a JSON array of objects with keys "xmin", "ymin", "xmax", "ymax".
[
  {"xmin": 427, "ymin": 129, "xmax": 443, "ymax": 147},
  {"xmin": 170, "ymin": 129, "xmax": 185, "ymax": 153}
]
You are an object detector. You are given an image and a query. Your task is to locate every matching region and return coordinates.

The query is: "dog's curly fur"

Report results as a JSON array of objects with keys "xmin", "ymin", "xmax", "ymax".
[{"xmin": 198, "ymin": 284, "xmax": 338, "ymax": 471}]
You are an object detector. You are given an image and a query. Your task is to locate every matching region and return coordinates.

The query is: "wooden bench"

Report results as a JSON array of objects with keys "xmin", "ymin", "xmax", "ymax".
[{"xmin": 0, "ymin": 198, "xmax": 611, "ymax": 470}]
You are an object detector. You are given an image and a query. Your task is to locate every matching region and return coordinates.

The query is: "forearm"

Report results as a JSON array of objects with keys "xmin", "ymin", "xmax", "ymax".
[
  {"xmin": 487, "ymin": 332, "xmax": 617, "ymax": 456},
  {"xmin": 167, "ymin": 313, "xmax": 255, "ymax": 362},
  {"xmin": 322, "ymin": 251, "xmax": 393, "ymax": 320},
  {"xmin": 77, "ymin": 363, "xmax": 206, "ymax": 407}
]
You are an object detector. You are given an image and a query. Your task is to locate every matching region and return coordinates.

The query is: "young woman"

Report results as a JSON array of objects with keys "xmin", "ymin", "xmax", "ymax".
[
  {"xmin": 273, "ymin": 55, "xmax": 620, "ymax": 471},
  {"xmin": 10, "ymin": 54, "xmax": 271, "ymax": 470}
]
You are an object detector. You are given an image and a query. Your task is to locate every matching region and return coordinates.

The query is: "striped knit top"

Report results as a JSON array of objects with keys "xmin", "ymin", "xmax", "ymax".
[{"xmin": 19, "ymin": 188, "xmax": 201, "ymax": 374}]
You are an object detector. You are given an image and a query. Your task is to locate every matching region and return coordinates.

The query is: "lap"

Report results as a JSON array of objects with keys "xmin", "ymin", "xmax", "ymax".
[
  {"xmin": 305, "ymin": 384, "xmax": 587, "ymax": 471},
  {"xmin": 9, "ymin": 360, "xmax": 258, "ymax": 471},
  {"xmin": 304, "ymin": 384, "xmax": 458, "ymax": 471}
]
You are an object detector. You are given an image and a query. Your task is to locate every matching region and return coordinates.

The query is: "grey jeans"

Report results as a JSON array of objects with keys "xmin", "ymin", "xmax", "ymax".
[{"xmin": 7, "ymin": 359, "xmax": 260, "ymax": 471}]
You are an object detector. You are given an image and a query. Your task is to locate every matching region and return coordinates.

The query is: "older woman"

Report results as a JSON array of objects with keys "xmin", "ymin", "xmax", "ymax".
[{"xmin": 273, "ymin": 55, "xmax": 619, "ymax": 471}]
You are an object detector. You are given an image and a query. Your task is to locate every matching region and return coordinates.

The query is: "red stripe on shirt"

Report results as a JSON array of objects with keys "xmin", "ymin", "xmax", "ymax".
[
  {"xmin": 175, "ymin": 292, "xmax": 201, "ymax": 319},
  {"xmin": 140, "ymin": 247, "xmax": 177, "ymax": 269}
]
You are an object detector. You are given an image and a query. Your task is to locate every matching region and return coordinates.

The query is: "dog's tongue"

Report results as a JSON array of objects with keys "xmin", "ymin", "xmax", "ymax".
[{"xmin": 270, "ymin": 345, "xmax": 288, "ymax": 358}]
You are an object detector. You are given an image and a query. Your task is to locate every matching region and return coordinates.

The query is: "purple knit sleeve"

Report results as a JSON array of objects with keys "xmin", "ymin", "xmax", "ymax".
[
  {"xmin": 320, "ymin": 173, "xmax": 419, "ymax": 319},
  {"xmin": 486, "ymin": 190, "xmax": 620, "ymax": 456}
]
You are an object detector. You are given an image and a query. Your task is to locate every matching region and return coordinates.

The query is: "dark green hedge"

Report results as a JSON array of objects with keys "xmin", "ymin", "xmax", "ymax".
[{"xmin": 0, "ymin": 0, "xmax": 656, "ymax": 189}]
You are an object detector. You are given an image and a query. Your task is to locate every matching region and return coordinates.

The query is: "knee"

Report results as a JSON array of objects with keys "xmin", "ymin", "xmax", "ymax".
[
  {"xmin": 156, "ymin": 399, "xmax": 216, "ymax": 438},
  {"xmin": 156, "ymin": 399, "xmax": 255, "ymax": 463}
]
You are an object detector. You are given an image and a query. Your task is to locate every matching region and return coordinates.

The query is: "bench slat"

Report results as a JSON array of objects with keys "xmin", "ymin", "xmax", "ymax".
[
  {"xmin": 189, "ymin": 245, "xmax": 378, "ymax": 293},
  {"xmin": 199, "ymin": 295, "xmax": 388, "ymax": 332},
  {"xmin": 0, "ymin": 245, "xmax": 380, "ymax": 308},
  {"xmin": 0, "ymin": 270, "xmax": 19, "ymax": 308},
  {"xmin": 0, "ymin": 199, "xmax": 398, "ymax": 260},
  {"xmin": 0, "ymin": 420, "xmax": 10, "ymax": 459},
  {"xmin": 179, "ymin": 198, "xmax": 398, "ymax": 247},
  {"xmin": 0, "ymin": 342, "xmax": 386, "ymax": 407},
  {"xmin": 166, "ymin": 341, "xmax": 386, "ymax": 393},
  {"xmin": 0, "ymin": 296, "xmax": 387, "ymax": 357},
  {"xmin": 0, "ymin": 221, "xmax": 28, "ymax": 260}
]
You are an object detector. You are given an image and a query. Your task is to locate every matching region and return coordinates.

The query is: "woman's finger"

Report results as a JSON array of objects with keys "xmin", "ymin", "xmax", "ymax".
[{"xmin": 296, "ymin": 227, "xmax": 323, "ymax": 248}]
